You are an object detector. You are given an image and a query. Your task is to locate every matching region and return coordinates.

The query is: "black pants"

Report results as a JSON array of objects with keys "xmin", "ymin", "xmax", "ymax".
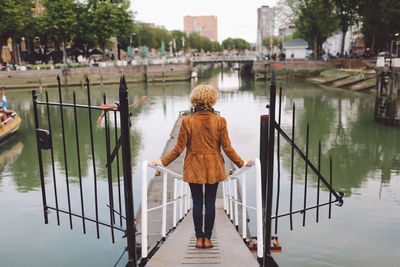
[{"xmin": 189, "ymin": 182, "xmax": 219, "ymax": 239}]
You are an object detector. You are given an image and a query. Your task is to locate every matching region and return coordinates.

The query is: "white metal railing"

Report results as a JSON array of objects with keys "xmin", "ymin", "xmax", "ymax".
[
  {"xmin": 223, "ymin": 158, "xmax": 263, "ymax": 259},
  {"xmin": 141, "ymin": 161, "xmax": 190, "ymax": 260},
  {"xmin": 140, "ymin": 158, "xmax": 263, "ymax": 260}
]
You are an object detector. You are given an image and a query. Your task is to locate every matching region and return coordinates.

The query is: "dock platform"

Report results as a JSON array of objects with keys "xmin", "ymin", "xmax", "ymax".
[{"xmin": 146, "ymin": 199, "xmax": 259, "ymax": 267}]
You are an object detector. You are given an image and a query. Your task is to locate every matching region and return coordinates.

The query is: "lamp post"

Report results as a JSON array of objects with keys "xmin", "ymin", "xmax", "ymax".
[
  {"xmin": 390, "ymin": 33, "xmax": 400, "ymax": 69},
  {"xmin": 129, "ymin": 33, "xmax": 136, "ymax": 59}
]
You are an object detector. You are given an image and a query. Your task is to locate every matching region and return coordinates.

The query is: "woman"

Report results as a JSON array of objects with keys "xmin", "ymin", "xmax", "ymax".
[{"xmin": 152, "ymin": 84, "xmax": 252, "ymax": 249}]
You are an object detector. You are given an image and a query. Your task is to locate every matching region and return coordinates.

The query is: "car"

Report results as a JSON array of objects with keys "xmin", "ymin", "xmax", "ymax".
[{"xmin": 378, "ymin": 51, "xmax": 390, "ymax": 57}]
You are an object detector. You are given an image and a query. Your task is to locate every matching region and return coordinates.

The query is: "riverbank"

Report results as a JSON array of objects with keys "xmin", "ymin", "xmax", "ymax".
[
  {"xmin": 254, "ymin": 58, "xmax": 377, "ymax": 93},
  {"xmin": 308, "ymin": 69, "xmax": 376, "ymax": 92},
  {"xmin": 0, "ymin": 64, "xmax": 193, "ymax": 89}
]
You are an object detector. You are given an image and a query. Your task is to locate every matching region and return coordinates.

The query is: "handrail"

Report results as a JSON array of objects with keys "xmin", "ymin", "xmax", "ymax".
[
  {"xmin": 141, "ymin": 160, "xmax": 190, "ymax": 263},
  {"xmin": 141, "ymin": 158, "xmax": 264, "ymax": 262},
  {"xmin": 223, "ymin": 158, "xmax": 263, "ymax": 260}
]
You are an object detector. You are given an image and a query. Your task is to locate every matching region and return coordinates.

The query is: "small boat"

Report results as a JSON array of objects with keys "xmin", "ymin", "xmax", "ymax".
[
  {"xmin": 0, "ymin": 89, "xmax": 21, "ymax": 144},
  {"xmin": 0, "ymin": 109, "xmax": 21, "ymax": 144}
]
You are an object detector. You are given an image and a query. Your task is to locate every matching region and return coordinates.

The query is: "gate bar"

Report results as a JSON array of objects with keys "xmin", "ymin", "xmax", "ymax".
[
  {"xmin": 104, "ymin": 93, "xmax": 115, "ymax": 243},
  {"xmin": 316, "ymin": 140, "xmax": 321, "ymax": 223},
  {"xmin": 114, "ymin": 110, "xmax": 123, "ymax": 226},
  {"xmin": 289, "ymin": 103, "xmax": 295, "ymax": 230},
  {"xmin": 32, "ymin": 90, "xmax": 48, "ymax": 224},
  {"xmin": 57, "ymin": 75, "xmax": 73, "ymax": 230},
  {"xmin": 86, "ymin": 77, "xmax": 100, "ymax": 239},
  {"xmin": 119, "ymin": 76, "xmax": 138, "ymax": 267},
  {"xmin": 274, "ymin": 84, "xmax": 282, "ymax": 234},
  {"xmin": 264, "ymin": 71, "xmax": 276, "ymax": 261},
  {"xmin": 303, "ymin": 123, "xmax": 309, "ymax": 227},
  {"xmin": 45, "ymin": 91, "xmax": 60, "ymax": 225},
  {"xmin": 73, "ymin": 91, "xmax": 86, "ymax": 234}
]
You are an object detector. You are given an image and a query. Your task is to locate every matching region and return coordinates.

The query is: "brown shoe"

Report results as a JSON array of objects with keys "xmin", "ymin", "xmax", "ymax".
[
  {"xmin": 203, "ymin": 238, "xmax": 213, "ymax": 248},
  {"xmin": 195, "ymin": 237, "xmax": 204, "ymax": 248}
]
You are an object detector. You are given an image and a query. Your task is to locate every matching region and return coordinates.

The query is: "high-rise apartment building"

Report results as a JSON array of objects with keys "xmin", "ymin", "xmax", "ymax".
[
  {"xmin": 184, "ymin": 16, "xmax": 218, "ymax": 41},
  {"xmin": 257, "ymin": 5, "xmax": 275, "ymax": 51}
]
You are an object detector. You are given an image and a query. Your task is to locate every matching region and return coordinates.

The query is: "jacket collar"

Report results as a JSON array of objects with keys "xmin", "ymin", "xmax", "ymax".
[{"xmin": 193, "ymin": 110, "xmax": 213, "ymax": 115}]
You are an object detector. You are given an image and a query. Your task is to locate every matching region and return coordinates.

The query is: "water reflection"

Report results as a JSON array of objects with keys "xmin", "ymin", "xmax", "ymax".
[
  {"xmin": 275, "ymin": 82, "xmax": 399, "ymax": 196},
  {"xmin": 1, "ymin": 73, "xmax": 398, "ymax": 197}
]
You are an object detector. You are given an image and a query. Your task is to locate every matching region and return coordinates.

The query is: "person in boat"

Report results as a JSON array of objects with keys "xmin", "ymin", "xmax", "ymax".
[
  {"xmin": 152, "ymin": 85, "xmax": 253, "ymax": 249},
  {"xmin": 1, "ymin": 88, "xmax": 10, "ymax": 123}
]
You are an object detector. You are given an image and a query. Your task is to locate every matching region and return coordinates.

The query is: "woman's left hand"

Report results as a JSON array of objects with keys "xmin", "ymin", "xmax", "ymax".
[{"xmin": 151, "ymin": 160, "xmax": 161, "ymax": 166}]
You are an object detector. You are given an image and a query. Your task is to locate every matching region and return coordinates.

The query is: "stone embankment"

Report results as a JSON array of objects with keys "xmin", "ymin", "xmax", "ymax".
[
  {"xmin": 0, "ymin": 64, "xmax": 193, "ymax": 89},
  {"xmin": 254, "ymin": 58, "xmax": 377, "ymax": 93}
]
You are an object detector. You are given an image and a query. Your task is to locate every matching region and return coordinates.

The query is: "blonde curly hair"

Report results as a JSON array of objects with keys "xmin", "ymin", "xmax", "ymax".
[{"xmin": 190, "ymin": 85, "xmax": 218, "ymax": 107}]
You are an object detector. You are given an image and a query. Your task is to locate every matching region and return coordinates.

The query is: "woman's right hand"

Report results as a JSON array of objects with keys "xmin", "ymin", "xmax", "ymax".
[{"xmin": 244, "ymin": 159, "xmax": 254, "ymax": 167}]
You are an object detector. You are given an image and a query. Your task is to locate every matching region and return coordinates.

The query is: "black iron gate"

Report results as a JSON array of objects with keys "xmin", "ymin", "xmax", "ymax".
[
  {"xmin": 260, "ymin": 71, "xmax": 344, "ymax": 266},
  {"xmin": 33, "ymin": 76, "xmax": 138, "ymax": 267}
]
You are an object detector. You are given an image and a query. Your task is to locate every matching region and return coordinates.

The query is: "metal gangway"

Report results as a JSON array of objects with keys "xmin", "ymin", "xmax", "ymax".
[{"xmin": 139, "ymin": 159, "xmax": 263, "ymax": 266}]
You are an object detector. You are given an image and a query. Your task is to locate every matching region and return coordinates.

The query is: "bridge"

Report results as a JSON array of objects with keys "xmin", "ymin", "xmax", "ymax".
[{"xmin": 191, "ymin": 55, "xmax": 257, "ymax": 66}]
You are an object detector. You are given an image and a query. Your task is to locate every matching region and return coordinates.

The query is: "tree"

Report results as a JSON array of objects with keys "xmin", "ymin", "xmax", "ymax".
[
  {"xmin": 72, "ymin": 2, "xmax": 97, "ymax": 58},
  {"xmin": 0, "ymin": 0, "xmax": 34, "ymax": 63},
  {"xmin": 38, "ymin": 0, "xmax": 78, "ymax": 64},
  {"xmin": 333, "ymin": 0, "xmax": 359, "ymax": 56},
  {"xmin": 288, "ymin": 0, "xmax": 339, "ymax": 59},
  {"xmin": 222, "ymin": 38, "xmax": 250, "ymax": 51},
  {"xmin": 358, "ymin": 0, "xmax": 400, "ymax": 53}
]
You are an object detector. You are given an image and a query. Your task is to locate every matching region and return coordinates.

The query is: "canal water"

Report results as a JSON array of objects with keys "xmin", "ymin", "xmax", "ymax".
[{"xmin": 0, "ymin": 70, "xmax": 399, "ymax": 266}]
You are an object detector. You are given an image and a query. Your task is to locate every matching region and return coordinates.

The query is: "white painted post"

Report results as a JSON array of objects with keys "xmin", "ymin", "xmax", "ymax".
[
  {"xmin": 186, "ymin": 183, "xmax": 190, "ymax": 213},
  {"xmin": 187, "ymin": 185, "xmax": 192, "ymax": 210},
  {"xmin": 141, "ymin": 161, "xmax": 148, "ymax": 258},
  {"xmin": 242, "ymin": 172, "xmax": 247, "ymax": 241},
  {"xmin": 173, "ymin": 178, "xmax": 177, "ymax": 228},
  {"xmin": 222, "ymin": 181, "xmax": 227, "ymax": 212},
  {"xmin": 161, "ymin": 172, "xmax": 167, "ymax": 238},
  {"xmin": 229, "ymin": 179, "xmax": 234, "ymax": 222},
  {"xmin": 184, "ymin": 182, "xmax": 188, "ymax": 214},
  {"xmin": 255, "ymin": 158, "xmax": 263, "ymax": 259},
  {"xmin": 179, "ymin": 179, "xmax": 184, "ymax": 220},
  {"xmin": 234, "ymin": 178, "xmax": 239, "ymax": 228}
]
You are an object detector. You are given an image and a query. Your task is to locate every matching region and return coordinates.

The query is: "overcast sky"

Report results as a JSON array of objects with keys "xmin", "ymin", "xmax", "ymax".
[{"xmin": 130, "ymin": 0, "xmax": 279, "ymax": 43}]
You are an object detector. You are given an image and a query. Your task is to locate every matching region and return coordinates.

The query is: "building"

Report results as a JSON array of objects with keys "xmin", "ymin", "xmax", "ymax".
[
  {"xmin": 257, "ymin": 5, "xmax": 275, "ymax": 52},
  {"xmin": 184, "ymin": 16, "xmax": 218, "ymax": 41},
  {"xmin": 283, "ymin": 39, "xmax": 308, "ymax": 59}
]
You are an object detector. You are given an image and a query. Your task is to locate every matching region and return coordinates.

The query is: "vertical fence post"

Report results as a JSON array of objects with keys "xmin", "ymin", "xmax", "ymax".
[
  {"xmin": 119, "ymin": 76, "xmax": 137, "ymax": 267},
  {"xmin": 141, "ymin": 161, "xmax": 148, "ymax": 261},
  {"xmin": 229, "ymin": 180, "xmax": 234, "ymax": 222},
  {"xmin": 222, "ymin": 181, "xmax": 227, "ymax": 213},
  {"xmin": 263, "ymin": 71, "xmax": 277, "ymax": 266},
  {"xmin": 32, "ymin": 90, "xmax": 48, "ymax": 224},
  {"xmin": 173, "ymin": 178, "xmax": 177, "ymax": 228},
  {"xmin": 241, "ymin": 173, "xmax": 247, "ymax": 242},
  {"xmin": 179, "ymin": 180, "xmax": 184, "ymax": 221},
  {"xmin": 255, "ymin": 159, "xmax": 264, "ymax": 263},
  {"xmin": 233, "ymin": 178, "xmax": 239, "ymax": 231},
  {"xmin": 260, "ymin": 115, "xmax": 269, "ymax": 207},
  {"xmin": 161, "ymin": 172, "xmax": 167, "ymax": 240}
]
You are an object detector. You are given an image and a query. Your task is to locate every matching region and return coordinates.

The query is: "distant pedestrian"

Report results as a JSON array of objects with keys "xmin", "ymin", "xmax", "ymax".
[{"xmin": 151, "ymin": 85, "xmax": 253, "ymax": 249}]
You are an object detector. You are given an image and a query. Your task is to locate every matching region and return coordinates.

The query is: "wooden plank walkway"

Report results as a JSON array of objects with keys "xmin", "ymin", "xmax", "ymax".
[{"xmin": 146, "ymin": 199, "xmax": 259, "ymax": 267}]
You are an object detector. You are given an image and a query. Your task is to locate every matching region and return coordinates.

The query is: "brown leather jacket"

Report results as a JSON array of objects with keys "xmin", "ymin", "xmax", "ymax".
[{"xmin": 161, "ymin": 110, "xmax": 244, "ymax": 184}]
